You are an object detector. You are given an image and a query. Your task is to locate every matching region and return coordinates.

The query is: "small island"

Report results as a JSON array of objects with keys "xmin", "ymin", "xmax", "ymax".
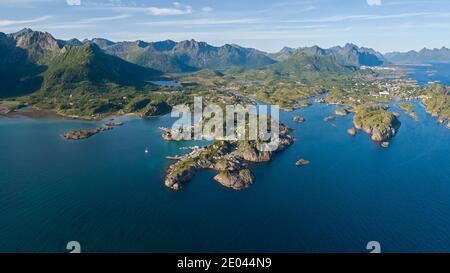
[
  {"xmin": 295, "ymin": 159, "xmax": 310, "ymax": 167},
  {"xmin": 63, "ymin": 127, "xmax": 113, "ymax": 140},
  {"xmin": 63, "ymin": 120, "xmax": 124, "ymax": 140},
  {"xmin": 347, "ymin": 127, "xmax": 357, "ymax": 136},
  {"xmin": 324, "ymin": 116, "xmax": 336, "ymax": 122},
  {"xmin": 293, "ymin": 116, "xmax": 306, "ymax": 123},
  {"xmin": 105, "ymin": 121, "xmax": 124, "ymax": 127}
]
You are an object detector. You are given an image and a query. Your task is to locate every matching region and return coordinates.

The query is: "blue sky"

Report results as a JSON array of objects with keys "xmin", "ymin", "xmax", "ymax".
[{"xmin": 1, "ymin": 0, "xmax": 450, "ymax": 53}]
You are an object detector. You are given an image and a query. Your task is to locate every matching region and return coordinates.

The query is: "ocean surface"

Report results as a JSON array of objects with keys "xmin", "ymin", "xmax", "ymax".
[
  {"xmin": 0, "ymin": 69, "xmax": 450, "ymax": 253},
  {"xmin": 402, "ymin": 62, "xmax": 450, "ymax": 86}
]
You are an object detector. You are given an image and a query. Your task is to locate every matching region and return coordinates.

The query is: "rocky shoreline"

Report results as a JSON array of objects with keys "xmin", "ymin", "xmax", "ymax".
[
  {"xmin": 353, "ymin": 106, "xmax": 401, "ymax": 142},
  {"xmin": 63, "ymin": 127, "xmax": 113, "ymax": 140},
  {"xmin": 293, "ymin": 116, "xmax": 305, "ymax": 123},
  {"xmin": 63, "ymin": 120, "xmax": 124, "ymax": 140},
  {"xmin": 164, "ymin": 125, "xmax": 294, "ymax": 191},
  {"xmin": 397, "ymin": 103, "xmax": 419, "ymax": 121}
]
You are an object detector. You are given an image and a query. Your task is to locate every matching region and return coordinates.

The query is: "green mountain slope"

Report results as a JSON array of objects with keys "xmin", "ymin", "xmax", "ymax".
[
  {"xmin": 385, "ymin": 47, "xmax": 450, "ymax": 64},
  {"xmin": 269, "ymin": 52, "xmax": 355, "ymax": 77},
  {"xmin": 41, "ymin": 43, "xmax": 161, "ymax": 92},
  {"xmin": 271, "ymin": 44, "xmax": 387, "ymax": 67},
  {"xmin": 89, "ymin": 39, "xmax": 276, "ymax": 73}
]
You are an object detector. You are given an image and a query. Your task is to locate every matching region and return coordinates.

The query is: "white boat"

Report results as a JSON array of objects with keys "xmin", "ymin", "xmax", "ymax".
[{"xmin": 145, "ymin": 147, "xmax": 149, "ymax": 154}]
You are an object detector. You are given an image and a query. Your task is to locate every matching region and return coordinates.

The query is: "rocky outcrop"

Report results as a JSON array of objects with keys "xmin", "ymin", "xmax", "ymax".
[
  {"xmin": 293, "ymin": 116, "xmax": 305, "ymax": 123},
  {"xmin": 63, "ymin": 127, "xmax": 112, "ymax": 140},
  {"xmin": 353, "ymin": 106, "xmax": 401, "ymax": 142},
  {"xmin": 105, "ymin": 121, "xmax": 124, "ymax": 127},
  {"xmin": 347, "ymin": 127, "xmax": 357, "ymax": 136},
  {"xmin": 295, "ymin": 159, "xmax": 310, "ymax": 166},
  {"xmin": 368, "ymin": 127, "xmax": 398, "ymax": 142}
]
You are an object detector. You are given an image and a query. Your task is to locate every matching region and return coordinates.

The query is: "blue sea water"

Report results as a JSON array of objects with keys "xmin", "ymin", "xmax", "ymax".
[
  {"xmin": 0, "ymin": 67, "xmax": 450, "ymax": 252},
  {"xmin": 402, "ymin": 63, "xmax": 450, "ymax": 86}
]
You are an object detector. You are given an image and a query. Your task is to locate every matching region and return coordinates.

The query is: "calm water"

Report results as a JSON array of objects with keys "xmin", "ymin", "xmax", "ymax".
[
  {"xmin": 147, "ymin": 80, "xmax": 183, "ymax": 87},
  {"xmin": 403, "ymin": 63, "xmax": 450, "ymax": 85},
  {"xmin": 0, "ymin": 99, "xmax": 449, "ymax": 253}
]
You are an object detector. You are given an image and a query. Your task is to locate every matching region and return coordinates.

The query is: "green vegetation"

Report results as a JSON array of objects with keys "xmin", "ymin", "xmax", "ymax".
[
  {"xmin": 423, "ymin": 84, "xmax": 450, "ymax": 121},
  {"xmin": 335, "ymin": 108, "xmax": 349, "ymax": 116},
  {"xmin": 397, "ymin": 103, "xmax": 419, "ymax": 120},
  {"xmin": 353, "ymin": 106, "xmax": 397, "ymax": 131},
  {"xmin": 398, "ymin": 103, "xmax": 414, "ymax": 113},
  {"xmin": 169, "ymin": 141, "xmax": 232, "ymax": 177},
  {"xmin": 353, "ymin": 105, "xmax": 401, "ymax": 141},
  {"xmin": 93, "ymin": 39, "xmax": 275, "ymax": 73}
]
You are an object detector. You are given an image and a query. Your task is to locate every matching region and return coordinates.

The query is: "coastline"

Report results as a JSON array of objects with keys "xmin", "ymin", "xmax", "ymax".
[{"xmin": 0, "ymin": 102, "xmax": 140, "ymax": 121}]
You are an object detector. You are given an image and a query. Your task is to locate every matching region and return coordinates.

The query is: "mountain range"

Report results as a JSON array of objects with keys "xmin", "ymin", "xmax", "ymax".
[
  {"xmin": 0, "ymin": 28, "xmax": 162, "ymax": 98},
  {"xmin": 385, "ymin": 47, "xmax": 450, "ymax": 64},
  {"xmin": 2, "ymin": 28, "xmax": 449, "ymax": 99},
  {"xmin": 270, "ymin": 43, "xmax": 389, "ymax": 67},
  {"xmin": 86, "ymin": 38, "xmax": 277, "ymax": 73}
]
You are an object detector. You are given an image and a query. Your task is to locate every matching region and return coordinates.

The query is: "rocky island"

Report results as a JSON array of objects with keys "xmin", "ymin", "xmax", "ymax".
[
  {"xmin": 297, "ymin": 101, "xmax": 312, "ymax": 108},
  {"xmin": 63, "ymin": 120, "xmax": 124, "ymax": 140},
  {"xmin": 164, "ymin": 124, "xmax": 294, "ymax": 191},
  {"xmin": 347, "ymin": 127, "xmax": 357, "ymax": 136},
  {"xmin": 353, "ymin": 106, "xmax": 401, "ymax": 142},
  {"xmin": 105, "ymin": 121, "xmax": 124, "ymax": 127},
  {"xmin": 324, "ymin": 116, "xmax": 336, "ymax": 122},
  {"xmin": 381, "ymin": 142, "xmax": 390, "ymax": 148},
  {"xmin": 293, "ymin": 116, "xmax": 305, "ymax": 123},
  {"xmin": 295, "ymin": 159, "xmax": 310, "ymax": 167},
  {"xmin": 63, "ymin": 127, "xmax": 113, "ymax": 140}
]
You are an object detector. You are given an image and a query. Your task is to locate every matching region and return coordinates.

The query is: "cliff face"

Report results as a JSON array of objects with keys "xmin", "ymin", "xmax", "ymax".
[
  {"xmin": 369, "ymin": 127, "xmax": 399, "ymax": 142},
  {"xmin": 214, "ymin": 169, "xmax": 254, "ymax": 191},
  {"xmin": 9, "ymin": 28, "xmax": 65, "ymax": 62},
  {"xmin": 165, "ymin": 167, "xmax": 196, "ymax": 191},
  {"xmin": 237, "ymin": 143, "xmax": 272, "ymax": 162}
]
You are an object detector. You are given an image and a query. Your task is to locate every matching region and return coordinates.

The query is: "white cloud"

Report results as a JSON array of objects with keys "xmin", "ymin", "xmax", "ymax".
[
  {"xmin": 302, "ymin": 5, "xmax": 317, "ymax": 12},
  {"xmin": 367, "ymin": 0, "xmax": 382, "ymax": 6},
  {"xmin": 147, "ymin": 2, "xmax": 192, "ymax": 16},
  {"xmin": 67, "ymin": 0, "xmax": 81, "ymax": 6},
  {"xmin": 201, "ymin": 6, "xmax": 213, "ymax": 12},
  {"xmin": 285, "ymin": 12, "xmax": 441, "ymax": 23},
  {"xmin": 81, "ymin": 14, "xmax": 130, "ymax": 23},
  {"xmin": 137, "ymin": 18, "xmax": 259, "ymax": 27},
  {"xmin": 0, "ymin": 16, "xmax": 51, "ymax": 27}
]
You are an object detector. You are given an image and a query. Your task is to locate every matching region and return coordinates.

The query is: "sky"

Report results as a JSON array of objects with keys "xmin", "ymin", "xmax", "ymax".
[{"xmin": 1, "ymin": 0, "xmax": 450, "ymax": 53}]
